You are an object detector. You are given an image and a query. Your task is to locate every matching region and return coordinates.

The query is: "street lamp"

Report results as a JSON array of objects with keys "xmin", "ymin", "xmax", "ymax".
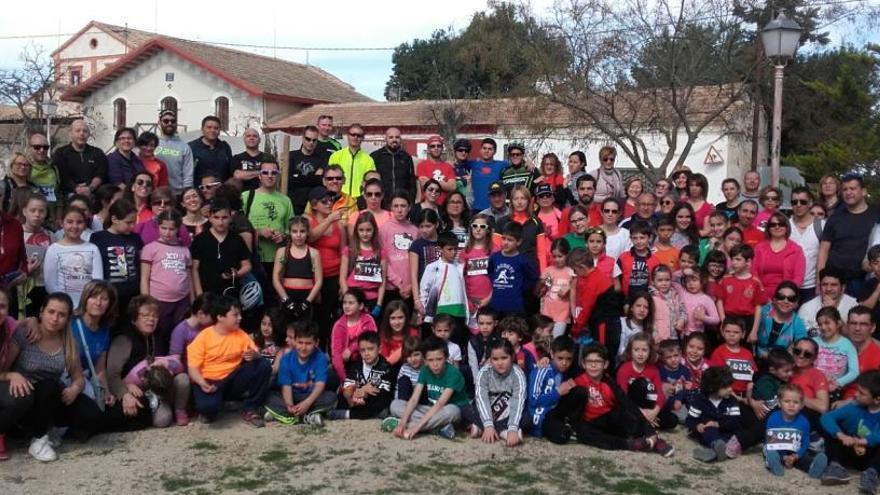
[
  {"xmin": 761, "ymin": 12, "xmax": 802, "ymax": 187},
  {"xmin": 41, "ymin": 99, "xmax": 58, "ymax": 153}
]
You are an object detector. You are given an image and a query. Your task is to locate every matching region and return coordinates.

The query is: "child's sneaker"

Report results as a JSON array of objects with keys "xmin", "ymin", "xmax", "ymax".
[
  {"xmin": 328, "ymin": 409, "xmax": 349, "ymax": 421},
  {"xmin": 175, "ymin": 409, "xmax": 190, "ymax": 427},
  {"xmin": 304, "ymin": 412, "xmax": 324, "ymax": 427},
  {"xmin": 710, "ymin": 438, "xmax": 729, "ymax": 461},
  {"xmin": 628, "ymin": 437, "xmax": 652, "ymax": 452},
  {"xmin": 0, "ymin": 434, "xmax": 9, "ymax": 461},
  {"xmin": 821, "ymin": 462, "xmax": 852, "ymax": 485},
  {"xmin": 241, "ymin": 410, "xmax": 265, "ymax": 428},
  {"xmin": 263, "ymin": 406, "xmax": 299, "ymax": 425},
  {"xmin": 437, "ymin": 424, "xmax": 456, "ymax": 440},
  {"xmin": 468, "ymin": 424, "xmax": 482, "ymax": 439},
  {"xmin": 381, "ymin": 417, "xmax": 399, "ymax": 432},
  {"xmin": 725, "ymin": 435, "xmax": 741, "ymax": 459},
  {"xmin": 809, "ymin": 431, "xmax": 824, "ymax": 453},
  {"xmin": 653, "ymin": 438, "xmax": 675, "ymax": 458},
  {"xmin": 28, "ymin": 435, "xmax": 57, "ymax": 462},
  {"xmin": 692, "ymin": 445, "xmax": 718, "ymax": 462},
  {"xmin": 861, "ymin": 467, "xmax": 879, "ymax": 494},
  {"xmin": 808, "ymin": 452, "xmax": 828, "ymax": 479},
  {"xmin": 764, "ymin": 450, "xmax": 784, "ymax": 476}
]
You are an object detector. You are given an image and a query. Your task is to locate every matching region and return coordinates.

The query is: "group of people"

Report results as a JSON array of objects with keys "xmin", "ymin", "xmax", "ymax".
[{"xmin": 2, "ymin": 110, "xmax": 880, "ymax": 492}]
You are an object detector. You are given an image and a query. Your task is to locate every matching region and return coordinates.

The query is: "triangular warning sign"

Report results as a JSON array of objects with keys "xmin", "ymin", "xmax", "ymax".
[{"xmin": 704, "ymin": 145, "xmax": 724, "ymax": 165}]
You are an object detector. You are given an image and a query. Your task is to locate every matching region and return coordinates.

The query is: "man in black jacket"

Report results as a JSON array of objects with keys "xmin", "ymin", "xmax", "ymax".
[
  {"xmin": 189, "ymin": 115, "xmax": 233, "ymax": 184},
  {"xmin": 371, "ymin": 127, "xmax": 415, "ymax": 204},
  {"xmin": 52, "ymin": 118, "xmax": 108, "ymax": 197},
  {"xmin": 287, "ymin": 125, "xmax": 327, "ymax": 214}
]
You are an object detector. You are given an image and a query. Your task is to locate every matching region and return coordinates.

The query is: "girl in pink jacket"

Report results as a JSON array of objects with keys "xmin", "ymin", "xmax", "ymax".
[{"xmin": 331, "ymin": 288, "xmax": 378, "ymax": 381}]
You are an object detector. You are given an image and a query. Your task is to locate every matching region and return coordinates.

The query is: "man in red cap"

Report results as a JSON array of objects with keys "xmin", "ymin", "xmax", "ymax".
[{"xmin": 416, "ymin": 135, "xmax": 456, "ymax": 205}]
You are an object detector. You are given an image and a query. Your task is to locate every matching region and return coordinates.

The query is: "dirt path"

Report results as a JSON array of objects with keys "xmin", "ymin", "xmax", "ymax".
[{"xmin": 0, "ymin": 417, "xmax": 852, "ymax": 494}]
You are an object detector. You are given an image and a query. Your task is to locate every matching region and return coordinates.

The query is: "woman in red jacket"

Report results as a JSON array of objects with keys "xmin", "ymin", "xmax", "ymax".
[{"xmin": 751, "ymin": 211, "xmax": 805, "ymax": 297}]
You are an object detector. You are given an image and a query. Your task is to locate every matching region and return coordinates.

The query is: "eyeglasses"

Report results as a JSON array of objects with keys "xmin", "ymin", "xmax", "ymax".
[
  {"xmin": 602, "ymin": 157, "xmax": 616, "ymax": 162},
  {"xmin": 509, "ymin": 152, "xmax": 523, "ymax": 157},
  {"xmin": 12, "ymin": 161, "xmax": 30, "ymax": 167},
  {"xmin": 767, "ymin": 222, "xmax": 786, "ymax": 229},
  {"xmin": 152, "ymin": 199, "xmax": 170, "ymax": 207},
  {"xmin": 471, "ymin": 223, "xmax": 489, "ymax": 230},
  {"xmin": 602, "ymin": 208, "xmax": 619, "ymax": 214},
  {"xmin": 774, "ymin": 293, "xmax": 798, "ymax": 303},
  {"xmin": 570, "ymin": 217, "xmax": 587, "ymax": 224},
  {"xmin": 428, "ymin": 144, "xmax": 443, "ymax": 149},
  {"xmin": 135, "ymin": 178, "xmax": 153, "ymax": 187},
  {"xmin": 364, "ymin": 192, "xmax": 382, "ymax": 198},
  {"xmin": 260, "ymin": 170, "xmax": 280, "ymax": 177},
  {"xmin": 160, "ymin": 119, "xmax": 176, "ymax": 124},
  {"xmin": 349, "ymin": 133, "xmax": 364, "ymax": 138},
  {"xmin": 31, "ymin": 144, "xmax": 49, "ymax": 150},
  {"xmin": 792, "ymin": 348, "xmax": 815, "ymax": 359},
  {"xmin": 198, "ymin": 181, "xmax": 221, "ymax": 191},
  {"xmin": 302, "ymin": 136, "xmax": 317, "ymax": 143},
  {"xmin": 791, "ymin": 199, "xmax": 810, "ymax": 206},
  {"xmin": 324, "ymin": 176, "xmax": 343, "ymax": 182},
  {"xmin": 426, "ymin": 187, "xmax": 440, "ymax": 194},
  {"xmin": 661, "ymin": 200, "xmax": 674, "ymax": 205}
]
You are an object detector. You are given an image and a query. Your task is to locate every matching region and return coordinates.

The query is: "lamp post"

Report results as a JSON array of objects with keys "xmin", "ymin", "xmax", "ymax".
[
  {"xmin": 760, "ymin": 13, "xmax": 802, "ymax": 187},
  {"xmin": 41, "ymin": 99, "xmax": 58, "ymax": 154}
]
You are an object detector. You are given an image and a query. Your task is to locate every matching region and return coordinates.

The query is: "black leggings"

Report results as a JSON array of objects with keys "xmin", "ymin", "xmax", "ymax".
[
  {"xmin": 543, "ymin": 386, "xmax": 589, "ymax": 444},
  {"xmin": 574, "ymin": 405, "xmax": 657, "ymax": 450},
  {"xmin": 318, "ymin": 276, "xmax": 340, "ymax": 351},
  {"xmin": 0, "ymin": 381, "xmax": 34, "ymax": 434},
  {"xmin": 20, "ymin": 380, "xmax": 104, "ymax": 439}
]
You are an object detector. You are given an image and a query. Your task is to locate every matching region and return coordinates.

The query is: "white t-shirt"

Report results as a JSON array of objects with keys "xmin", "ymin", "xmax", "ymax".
[
  {"xmin": 604, "ymin": 227, "xmax": 632, "ymax": 261},
  {"xmin": 789, "ymin": 217, "xmax": 824, "ymax": 289},
  {"xmin": 798, "ymin": 294, "xmax": 858, "ymax": 336},
  {"xmin": 447, "ymin": 341, "xmax": 462, "ymax": 364}
]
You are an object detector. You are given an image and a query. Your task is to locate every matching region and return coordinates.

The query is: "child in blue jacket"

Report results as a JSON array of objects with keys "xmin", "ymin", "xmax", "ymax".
[
  {"xmin": 526, "ymin": 335, "xmax": 581, "ymax": 442},
  {"xmin": 763, "ymin": 383, "xmax": 827, "ymax": 478}
]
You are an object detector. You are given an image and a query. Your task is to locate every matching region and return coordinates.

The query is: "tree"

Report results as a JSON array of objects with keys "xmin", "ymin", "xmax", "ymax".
[
  {"xmin": 0, "ymin": 44, "xmax": 64, "ymax": 144},
  {"xmin": 519, "ymin": 0, "xmax": 755, "ymax": 182},
  {"xmin": 384, "ymin": 2, "xmax": 560, "ymax": 101}
]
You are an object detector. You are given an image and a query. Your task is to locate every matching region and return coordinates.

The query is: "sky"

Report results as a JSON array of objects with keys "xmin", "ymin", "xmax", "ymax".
[{"xmin": 0, "ymin": 0, "xmax": 876, "ymax": 102}]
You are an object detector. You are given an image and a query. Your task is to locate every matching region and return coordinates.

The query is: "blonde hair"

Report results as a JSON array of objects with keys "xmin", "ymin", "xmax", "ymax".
[{"xmin": 6, "ymin": 151, "xmax": 30, "ymax": 173}]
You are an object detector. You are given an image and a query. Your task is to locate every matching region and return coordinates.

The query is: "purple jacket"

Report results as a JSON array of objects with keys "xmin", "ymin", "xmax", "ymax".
[{"xmin": 108, "ymin": 150, "xmax": 145, "ymax": 186}]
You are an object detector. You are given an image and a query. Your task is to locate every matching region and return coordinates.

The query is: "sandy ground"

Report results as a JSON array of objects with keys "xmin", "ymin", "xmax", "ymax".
[{"xmin": 0, "ymin": 415, "xmax": 859, "ymax": 495}]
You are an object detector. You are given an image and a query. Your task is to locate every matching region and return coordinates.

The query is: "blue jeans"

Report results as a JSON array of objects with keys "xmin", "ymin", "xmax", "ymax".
[{"xmin": 192, "ymin": 359, "xmax": 272, "ymax": 419}]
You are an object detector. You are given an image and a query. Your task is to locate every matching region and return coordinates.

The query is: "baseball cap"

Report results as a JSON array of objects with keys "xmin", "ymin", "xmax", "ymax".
[
  {"xmin": 508, "ymin": 143, "xmax": 525, "ymax": 153},
  {"xmin": 159, "ymin": 109, "xmax": 176, "ymax": 119},
  {"xmin": 535, "ymin": 184, "xmax": 553, "ymax": 197},
  {"xmin": 488, "ymin": 181, "xmax": 505, "ymax": 195},
  {"xmin": 308, "ymin": 186, "xmax": 334, "ymax": 202},
  {"xmin": 427, "ymin": 135, "xmax": 444, "ymax": 146}
]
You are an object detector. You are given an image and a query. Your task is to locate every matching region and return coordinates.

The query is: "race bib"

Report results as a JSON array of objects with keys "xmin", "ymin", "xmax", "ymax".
[
  {"xmin": 466, "ymin": 257, "xmax": 489, "ymax": 276},
  {"xmin": 353, "ymin": 259, "xmax": 382, "ymax": 283},
  {"xmin": 727, "ymin": 359, "xmax": 753, "ymax": 382},
  {"xmin": 765, "ymin": 428, "xmax": 801, "ymax": 452}
]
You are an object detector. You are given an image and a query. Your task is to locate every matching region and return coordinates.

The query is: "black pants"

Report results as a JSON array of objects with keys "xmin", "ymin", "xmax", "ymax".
[
  {"xmin": 543, "ymin": 386, "xmax": 588, "ymax": 444},
  {"xmin": 824, "ymin": 430, "xmax": 880, "ymax": 471},
  {"xmin": 341, "ymin": 394, "xmax": 390, "ymax": 420},
  {"xmin": 20, "ymin": 380, "xmax": 103, "ymax": 439},
  {"xmin": 317, "ymin": 275, "xmax": 340, "ymax": 352},
  {"xmin": 574, "ymin": 404, "xmax": 656, "ymax": 450},
  {"xmin": 102, "ymin": 400, "xmax": 153, "ymax": 432},
  {"xmin": 0, "ymin": 381, "xmax": 34, "ymax": 434},
  {"xmin": 626, "ymin": 377, "xmax": 678, "ymax": 431}
]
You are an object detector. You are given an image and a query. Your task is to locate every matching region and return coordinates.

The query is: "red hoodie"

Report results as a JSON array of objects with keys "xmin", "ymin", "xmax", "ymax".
[{"xmin": 572, "ymin": 268, "xmax": 614, "ymax": 338}]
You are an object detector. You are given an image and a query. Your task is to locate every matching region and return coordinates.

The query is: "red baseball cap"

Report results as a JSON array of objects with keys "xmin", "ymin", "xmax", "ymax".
[{"xmin": 427, "ymin": 135, "xmax": 444, "ymax": 146}]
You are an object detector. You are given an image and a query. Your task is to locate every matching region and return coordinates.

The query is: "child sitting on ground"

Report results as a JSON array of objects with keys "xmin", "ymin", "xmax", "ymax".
[
  {"xmin": 573, "ymin": 344, "xmax": 675, "ymax": 456},
  {"xmin": 330, "ymin": 288, "xmax": 378, "ymax": 382},
  {"xmin": 389, "ymin": 336, "xmax": 473, "ymax": 440},
  {"xmin": 332, "ymin": 332, "xmax": 393, "ymax": 420},
  {"xmin": 751, "ymin": 349, "xmax": 795, "ymax": 418},
  {"xmin": 687, "ymin": 366, "xmax": 746, "ymax": 462},
  {"xmin": 265, "ymin": 321, "xmax": 337, "ymax": 426},
  {"xmin": 388, "ymin": 336, "xmax": 423, "ymax": 414},
  {"xmin": 819, "ymin": 370, "xmax": 880, "ymax": 491},
  {"xmin": 658, "ymin": 339, "xmax": 695, "ymax": 424},
  {"xmin": 527, "ymin": 335, "xmax": 583, "ymax": 443},
  {"xmin": 763, "ymin": 383, "xmax": 828, "ymax": 479},
  {"xmin": 682, "ymin": 332, "xmax": 710, "ymax": 391},
  {"xmin": 474, "ymin": 338, "xmax": 527, "ymax": 447},
  {"xmin": 709, "ymin": 317, "xmax": 758, "ymax": 403},
  {"xmin": 616, "ymin": 332, "xmax": 678, "ymax": 431}
]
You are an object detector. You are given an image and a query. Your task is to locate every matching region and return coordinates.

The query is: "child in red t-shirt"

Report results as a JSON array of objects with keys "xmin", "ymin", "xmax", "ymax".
[
  {"xmin": 709, "ymin": 318, "xmax": 757, "ymax": 399},
  {"xmin": 572, "ymin": 344, "xmax": 674, "ymax": 456},
  {"xmin": 616, "ymin": 333, "xmax": 678, "ymax": 430},
  {"xmin": 569, "ymin": 249, "xmax": 614, "ymax": 342},
  {"xmin": 715, "ymin": 245, "xmax": 765, "ymax": 342}
]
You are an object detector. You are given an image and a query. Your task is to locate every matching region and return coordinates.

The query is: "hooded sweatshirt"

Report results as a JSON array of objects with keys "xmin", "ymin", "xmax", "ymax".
[
  {"xmin": 330, "ymin": 312, "xmax": 378, "ymax": 381},
  {"xmin": 475, "ymin": 363, "xmax": 527, "ymax": 432},
  {"xmin": 751, "ymin": 240, "xmax": 805, "ymax": 297}
]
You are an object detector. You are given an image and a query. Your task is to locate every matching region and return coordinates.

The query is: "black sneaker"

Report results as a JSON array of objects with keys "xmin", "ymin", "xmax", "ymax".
[
  {"xmin": 860, "ymin": 467, "xmax": 879, "ymax": 494},
  {"xmin": 822, "ymin": 462, "xmax": 853, "ymax": 486}
]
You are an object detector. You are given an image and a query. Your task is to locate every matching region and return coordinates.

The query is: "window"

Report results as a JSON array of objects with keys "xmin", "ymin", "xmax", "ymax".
[
  {"xmin": 89, "ymin": 38, "xmax": 98, "ymax": 49},
  {"xmin": 113, "ymin": 98, "xmax": 126, "ymax": 129},
  {"xmin": 160, "ymin": 96, "xmax": 177, "ymax": 115},
  {"xmin": 69, "ymin": 68, "xmax": 82, "ymax": 86},
  {"xmin": 214, "ymin": 96, "xmax": 229, "ymax": 131}
]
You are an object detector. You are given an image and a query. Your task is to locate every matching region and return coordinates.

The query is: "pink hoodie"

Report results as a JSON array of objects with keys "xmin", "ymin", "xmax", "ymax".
[
  {"xmin": 752, "ymin": 240, "xmax": 805, "ymax": 297},
  {"xmin": 330, "ymin": 312, "xmax": 378, "ymax": 381}
]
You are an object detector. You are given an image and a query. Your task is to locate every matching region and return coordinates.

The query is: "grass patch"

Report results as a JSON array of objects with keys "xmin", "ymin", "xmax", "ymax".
[
  {"xmin": 258, "ymin": 449, "xmax": 289, "ymax": 464},
  {"xmin": 327, "ymin": 447, "xmax": 355, "ymax": 456},
  {"xmin": 189, "ymin": 441, "xmax": 220, "ymax": 451},
  {"xmin": 160, "ymin": 473, "xmax": 207, "ymax": 492}
]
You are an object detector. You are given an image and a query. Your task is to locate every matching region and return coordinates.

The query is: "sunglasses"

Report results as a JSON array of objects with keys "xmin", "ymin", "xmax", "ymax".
[
  {"xmin": 428, "ymin": 144, "xmax": 443, "ymax": 149},
  {"xmin": 602, "ymin": 208, "xmax": 619, "ymax": 214},
  {"xmin": 471, "ymin": 223, "xmax": 489, "ymax": 230},
  {"xmin": 12, "ymin": 161, "xmax": 30, "ymax": 167},
  {"xmin": 302, "ymin": 136, "xmax": 317, "ymax": 143},
  {"xmin": 570, "ymin": 217, "xmax": 587, "ymax": 224},
  {"xmin": 426, "ymin": 187, "xmax": 440, "ymax": 193},
  {"xmin": 31, "ymin": 144, "xmax": 50, "ymax": 151},
  {"xmin": 198, "ymin": 181, "xmax": 221, "ymax": 191},
  {"xmin": 319, "ymin": 197, "xmax": 334, "ymax": 205},
  {"xmin": 509, "ymin": 152, "xmax": 523, "ymax": 157},
  {"xmin": 767, "ymin": 222, "xmax": 786, "ymax": 228},
  {"xmin": 260, "ymin": 170, "xmax": 280, "ymax": 176},
  {"xmin": 791, "ymin": 199, "xmax": 810, "ymax": 206},
  {"xmin": 364, "ymin": 192, "xmax": 382, "ymax": 198},
  {"xmin": 152, "ymin": 199, "xmax": 170, "ymax": 207},
  {"xmin": 602, "ymin": 157, "xmax": 616, "ymax": 162},
  {"xmin": 324, "ymin": 176, "xmax": 343, "ymax": 182},
  {"xmin": 764, "ymin": 196, "xmax": 780, "ymax": 201},
  {"xmin": 160, "ymin": 119, "xmax": 176, "ymax": 124},
  {"xmin": 792, "ymin": 348, "xmax": 815, "ymax": 359},
  {"xmin": 774, "ymin": 293, "xmax": 798, "ymax": 303},
  {"xmin": 661, "ymin": 200, "xmax": 674, "ymax": 205},
  {"xmin": 455, "ymin": 148, "xmax": 469, "ymax": 153},
  {"xmin": 135, "ymin": 178, "xmax": 153, "ymax": 187},
  {"xmin": 538, "ymin": 193, "xmax": 554, "ymax": 199},
  {"xmin": 349, "ymin": 133, "xmax": 364, "ymax": 138}
]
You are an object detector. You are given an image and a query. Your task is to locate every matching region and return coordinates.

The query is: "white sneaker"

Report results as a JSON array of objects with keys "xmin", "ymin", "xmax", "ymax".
[
  {"xmin": 304, "ymin": 413, "xmax": 324, "ymax": 427},
  {"xmin": 28, "ymin": 435, "xmax": 58, "ymax": 462}
]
